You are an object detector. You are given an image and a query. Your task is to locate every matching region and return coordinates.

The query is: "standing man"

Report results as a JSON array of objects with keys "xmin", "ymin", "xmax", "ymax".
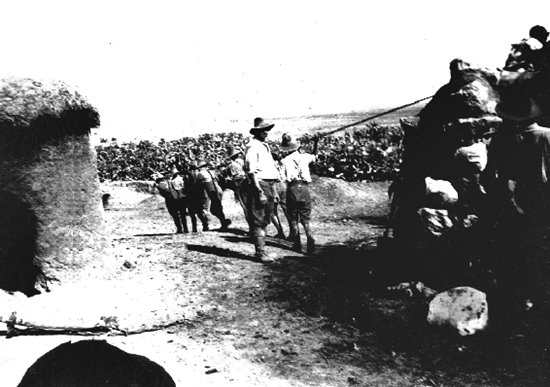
[
  {"xmin": 280, "ymin": 135, "xmax": 319, "ymax": 255},
  {"xmin": 221, "ymin": 145, "xmax": 250, "ymax": 223},
  {"xmin": 495, "ymin": 113, "xmax": 550, "ymax": 310},
  {"xmin": 244, "ymin": 117, "xmax": 280, "ymax": 262}
]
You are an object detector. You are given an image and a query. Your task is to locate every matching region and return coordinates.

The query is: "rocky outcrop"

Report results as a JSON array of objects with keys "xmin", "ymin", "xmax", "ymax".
[{"xmin": 390, "ymin": 59, "xmax": 501, "ymax": 241}]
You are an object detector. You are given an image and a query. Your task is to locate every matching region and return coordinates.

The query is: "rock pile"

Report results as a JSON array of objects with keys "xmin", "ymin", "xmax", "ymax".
[{"xmin": 390, "ymin": 59, "xmax": 502, "ymax": 244}]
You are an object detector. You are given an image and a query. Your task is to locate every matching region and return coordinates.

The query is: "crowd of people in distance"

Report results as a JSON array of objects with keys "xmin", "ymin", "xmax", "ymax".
[{"xmin": 153, "ymin": 117, "xmax": 319, "ymax": 263}]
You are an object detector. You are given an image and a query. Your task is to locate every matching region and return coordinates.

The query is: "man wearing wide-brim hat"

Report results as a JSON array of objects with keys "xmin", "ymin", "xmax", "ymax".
[
  {"xmin": 279, "ymin": 133, "xmax": 320, "ymax": 255},
  {"xmin": 244, "ymin": 117, "xmax": 280, "ymax": 262}
]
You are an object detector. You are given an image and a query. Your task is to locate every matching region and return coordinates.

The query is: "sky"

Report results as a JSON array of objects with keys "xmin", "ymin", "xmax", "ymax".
[{"xmin": 1, "ymin": 0, "xmax": 549, "ymax": 140}]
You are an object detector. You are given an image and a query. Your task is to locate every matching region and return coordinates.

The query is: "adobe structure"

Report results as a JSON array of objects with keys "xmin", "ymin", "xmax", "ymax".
[{"xmin": 0, "ymin": 77, "xmax": 103, "ymax": 295}]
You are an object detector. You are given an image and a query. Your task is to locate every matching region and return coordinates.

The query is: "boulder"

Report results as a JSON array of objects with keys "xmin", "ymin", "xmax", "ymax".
[
  {"xmin": 424, "ymin": 177, "xmax": 459, "ymax": 208},
  {"xmin": 427, "ymin": 286, "xmax": 488, "ymax": 336}
]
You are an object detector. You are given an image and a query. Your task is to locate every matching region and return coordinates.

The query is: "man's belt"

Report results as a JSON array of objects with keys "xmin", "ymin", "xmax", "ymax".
[
  {"xmin": 288, "ymin": 180, "xmax": 309, "ymax": 185},
  {"xmin": 258, "ymin": 178, "xmax": 279, "ymax": 182}
]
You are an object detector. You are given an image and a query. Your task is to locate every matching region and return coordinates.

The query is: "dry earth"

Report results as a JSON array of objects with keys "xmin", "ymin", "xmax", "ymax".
[{"xmin": 2, "ymin": 177, "xmax": 550, "ymax": 386}]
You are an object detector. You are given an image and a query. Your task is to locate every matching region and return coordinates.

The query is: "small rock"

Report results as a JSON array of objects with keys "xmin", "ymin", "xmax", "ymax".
[
  {"xmin": 122, "ymin": 260, "xmax": 134, "ymax": 269},
  {"xmin": 281, "ymin": 348, "xmax": 298, "ymax": 356},
  {"xmin": 205, "ymin": 368, "xmax": 219, "ymax": 375}
]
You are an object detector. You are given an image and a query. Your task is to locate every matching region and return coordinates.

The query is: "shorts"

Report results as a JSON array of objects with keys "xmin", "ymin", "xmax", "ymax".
[
  {"xmin": 247, "ymin": 180, "xmax": 277, "ymax": 228},
  {"xmin": 286, "ymin": 181, "xmax": 312, "ymax": 221}
]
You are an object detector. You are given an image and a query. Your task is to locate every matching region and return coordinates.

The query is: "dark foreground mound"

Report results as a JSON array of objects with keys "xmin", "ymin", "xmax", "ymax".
[{"xmin": 17, "ymin": 340, "xmax": 175, "ymax": 387}]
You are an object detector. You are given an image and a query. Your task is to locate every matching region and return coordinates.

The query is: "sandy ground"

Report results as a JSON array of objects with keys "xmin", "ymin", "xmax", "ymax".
[{"xmin": 2, "ymin": 178, "xmax": 550, "ymax": 386}]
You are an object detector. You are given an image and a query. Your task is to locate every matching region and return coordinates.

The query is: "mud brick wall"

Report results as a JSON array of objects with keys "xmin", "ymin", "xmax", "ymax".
[{"xmin": 0, "ymin": 78, "xmax": 102, "ymax": 294}]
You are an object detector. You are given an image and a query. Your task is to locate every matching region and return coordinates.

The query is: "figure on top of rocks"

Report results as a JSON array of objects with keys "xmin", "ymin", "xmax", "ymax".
[{"xmin": 504, "ymin": 25, "xmax": 549, "ymax": 72}]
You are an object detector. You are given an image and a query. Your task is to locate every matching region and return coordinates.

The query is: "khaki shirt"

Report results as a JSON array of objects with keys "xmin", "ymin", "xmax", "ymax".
[
  {"xmin": 281, "ymin": 151, "xmax": 316, "ymax": 183},
  {"xmin": 244, "ymin": 138, "xmax": 279, "ymax": 180}
]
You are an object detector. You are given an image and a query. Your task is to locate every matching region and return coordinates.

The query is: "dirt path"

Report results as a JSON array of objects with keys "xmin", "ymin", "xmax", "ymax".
[{"xmin": 3, "ymin": 178, "xmax": 550, "ymax": 386}]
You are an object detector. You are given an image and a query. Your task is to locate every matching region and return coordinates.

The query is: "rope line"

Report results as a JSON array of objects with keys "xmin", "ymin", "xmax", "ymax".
[{"xmin": 317, "ymin": 95, "xmax": 434, "ymax": 137}]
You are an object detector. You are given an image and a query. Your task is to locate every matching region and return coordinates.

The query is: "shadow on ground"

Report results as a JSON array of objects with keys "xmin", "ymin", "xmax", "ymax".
[
  {"xmin": 190, "ymin": 233, "xmax": 550, "ymax": 386},
  {"xmin": 186, "ymin": 243, "xmax": 257, "ymax": 262}
]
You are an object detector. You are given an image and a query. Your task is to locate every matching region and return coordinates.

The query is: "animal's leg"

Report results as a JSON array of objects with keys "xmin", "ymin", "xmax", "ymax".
[
  {"xmin": 181, "ymin": 211, "xmax": 189, "ymax": 233},
  {"xmin": 166, "ymin": 200, "xmax": 182, "ymax": 233},
  {"xmin": 189, "ymin": 210, "xmax": 198, "ymax": 233}
]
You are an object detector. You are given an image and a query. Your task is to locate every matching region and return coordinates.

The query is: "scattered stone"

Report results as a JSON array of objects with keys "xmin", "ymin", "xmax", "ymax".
[
  {"xmin": 205, "ymin": 368, "xmax": 219, "ymax": 375},
  {"xmin": 427, "ymin": 286, "xmax": 488, "ymax": 336},
  {"xmin": 418, "ymin": 208, "xmax": 455, "ymax": 237},
  {"xmin": 386, "ymin": 282, "xmax": 438, "ymax": 299},
  {"xmin": 281, "ymin": 348, "xmax": 298, "ymax": 356},
  {"xmin": 123, "ymin": 260, "xmax": 134, "ymax": 269}
]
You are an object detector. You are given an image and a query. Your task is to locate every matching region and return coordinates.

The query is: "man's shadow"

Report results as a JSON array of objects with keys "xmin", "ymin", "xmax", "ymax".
[
  {"xmin": 186, "ymin": 243, "xmax": 258, "ymax": 262},
  {"xmin": 222, "ymin": 232, "xmax": 297, "ymax": 253}
]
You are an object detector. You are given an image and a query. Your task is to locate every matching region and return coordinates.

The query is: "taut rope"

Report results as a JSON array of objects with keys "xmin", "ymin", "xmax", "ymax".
[{"xmin": 317, "ymin": 95, "xmax": 434, "ymax": 137}]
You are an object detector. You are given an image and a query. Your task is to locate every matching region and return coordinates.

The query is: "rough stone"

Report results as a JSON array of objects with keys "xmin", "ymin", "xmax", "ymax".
[
  {"xmin": 424, "ymin": 177, "xmax": 458, "ymax": 208},
  {"xmin": 417, "ymin": 208, "xmax": 455, "ymax": 237},
  {"xmin": 427, "ymin": 286, "xmax": 488, "ymax": 336}
]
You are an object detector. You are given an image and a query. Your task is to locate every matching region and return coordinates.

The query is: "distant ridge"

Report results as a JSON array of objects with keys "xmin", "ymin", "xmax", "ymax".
[{"xmin": 92, "ymin": 104, "xmax": 426, "ymax": 143}]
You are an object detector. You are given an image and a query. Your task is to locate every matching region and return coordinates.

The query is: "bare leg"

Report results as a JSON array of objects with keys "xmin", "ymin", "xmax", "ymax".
[
  {"xmin": 301, "ymin": 217, "xmax": 315, "ymax": 255},
  {"xmin": 271, "ymin": 203, "xmax": 285, "ymax": 238},
  {"xmin": 290, "ymin": 218, "xmax": 301, "ymax": 252}
]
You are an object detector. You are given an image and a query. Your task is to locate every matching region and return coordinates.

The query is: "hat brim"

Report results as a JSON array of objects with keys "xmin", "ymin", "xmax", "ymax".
[
  {"xmin": 280, "ymin": 143, "xmax": 300, "ymax": 152},
  {"xmin": 250, "ymin": 123, "xmax": 274, "ymax": 133},
  {"xmin": 228, "ymin": 151, "xmax": 243, "ymax": 159}
]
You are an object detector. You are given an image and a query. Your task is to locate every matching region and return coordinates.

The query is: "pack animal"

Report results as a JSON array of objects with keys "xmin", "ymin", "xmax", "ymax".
[{"xmin": 153, "ymin": 172, "xmax": 195, "ymax": 233}]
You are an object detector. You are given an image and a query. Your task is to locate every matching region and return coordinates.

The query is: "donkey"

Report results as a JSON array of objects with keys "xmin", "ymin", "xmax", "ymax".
[{"xmin": 152, "ymin": 171, "xmax": 195, "ymax": 233}]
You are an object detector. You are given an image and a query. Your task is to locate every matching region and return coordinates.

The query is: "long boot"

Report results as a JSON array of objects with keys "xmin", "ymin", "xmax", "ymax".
[{"xmin": 253, "ymin": 228, "xmax": 276, "ymax": 263}]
